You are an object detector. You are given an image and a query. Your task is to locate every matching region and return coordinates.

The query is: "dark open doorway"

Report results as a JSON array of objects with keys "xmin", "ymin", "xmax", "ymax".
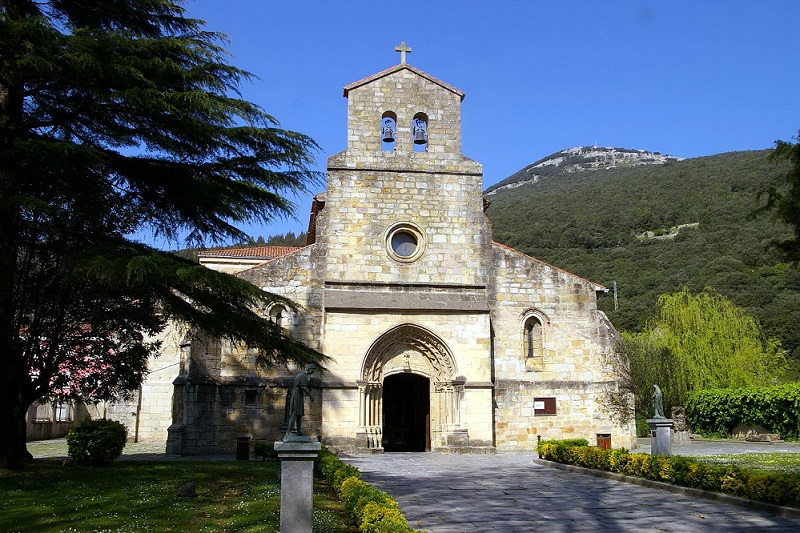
[{"xmin": 382, "ymin": 373, "xmax": 430, "ymax": 452}]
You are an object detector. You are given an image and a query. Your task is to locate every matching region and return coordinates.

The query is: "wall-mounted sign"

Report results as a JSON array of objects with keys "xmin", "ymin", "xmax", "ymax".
[{"xmin": 534, "ymin": 397, "xmax": 556, "ymax": 415}]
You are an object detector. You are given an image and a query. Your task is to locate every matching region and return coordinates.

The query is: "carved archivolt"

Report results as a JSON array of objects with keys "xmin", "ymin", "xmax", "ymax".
[{"xmin": 362, "ymin": 324, "xmax": 456, "ymax": 382}]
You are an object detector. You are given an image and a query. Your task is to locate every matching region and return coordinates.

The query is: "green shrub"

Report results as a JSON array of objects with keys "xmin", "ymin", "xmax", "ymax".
[
  {"xmin": 355, "ymin": 484, "xmax": 394, "ymax": 521},
  {"xmin": 666, "ymin": 455, "xmax": 696, "ymax": 485},
  {"xmin": 318, "ymin": 448, "xmax": 363, "ymax": 489},
  {"xmin": 564, "ymin": 445, "xmax": 608, "ymax": 470},
  {"xmin": 252, "ymin": 441, "xmax": 276, "ymax": 461},
  {"xmin": 360, "ymin": 501, "xmax": 415, "ymax": 533},
  {"xmin": 536, "ymin": 438, "xmax": 589, "ymax": 462},
  {"xmin": 718, "ymin": 466, "xmax": 749, "ymax": 497},
  {"xmin": 636, "ymin": 417, "xmax": 651, "ymax": 438},
  {"xmin": 66, "ymin": 418, "xmax": 127, "ymax": 465},
  {"xmin": 606, "ymin": 449, "xmax": 630, "ymax": 474},
  {"xmin": 538, "ymin": 440, "xmax": 800, "ymax": 509},
  {"xmin": 316, "ymin": 448, "xmax": 424, "ymax": 533},
  {"xmin": 686, "ymin": 383, "xmax": 800, "ymax": 439}
]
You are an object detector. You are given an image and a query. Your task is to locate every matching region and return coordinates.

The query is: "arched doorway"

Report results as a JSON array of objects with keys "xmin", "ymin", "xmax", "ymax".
[
  {"xmin": 382, "ymin": 373, "xmax": 430, "ymax": 452},
  {"xmin": 358, "ymin": 323, "xmax": 464, "ymax": 452}
]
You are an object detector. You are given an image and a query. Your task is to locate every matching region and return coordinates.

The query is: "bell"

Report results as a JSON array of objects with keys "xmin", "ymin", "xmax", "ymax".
[
  {"xmin": 413, "ymin": 129, "xmax": 427, "ymax": 144},
  {"xmin": 382, "ymin": 127, "xmax": 395, "ymax": 143}
]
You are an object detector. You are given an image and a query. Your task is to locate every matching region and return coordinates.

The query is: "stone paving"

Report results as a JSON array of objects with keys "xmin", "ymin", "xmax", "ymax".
[
  {"xmin": 28, "ymin": 438, "xmax": 800, "ymax": 532},
  {"xmin": 343, "ymin": 442, "xmax": 800, "ymax": 533}
]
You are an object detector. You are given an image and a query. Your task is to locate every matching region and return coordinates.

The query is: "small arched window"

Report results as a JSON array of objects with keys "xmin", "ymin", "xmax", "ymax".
[
  {"xmin": 524, "ymin": 315, "xmax": 544, "ymax": 371},
  {"xmin": 381, "ymin": 112, "xmax": 397, "ymax": 151},
  {"xmin": 269, "ymin": 304, "xmax": 288, "ymax": 328},
  {"xmin": 412, "ymin": 112, "xmax": 428, "ymax": 152}
]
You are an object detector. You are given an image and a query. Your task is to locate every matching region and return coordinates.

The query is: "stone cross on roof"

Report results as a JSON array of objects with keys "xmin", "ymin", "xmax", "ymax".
[{"xmin": 394, "ymin": 41, "xmax": 412, "ymax": 64}]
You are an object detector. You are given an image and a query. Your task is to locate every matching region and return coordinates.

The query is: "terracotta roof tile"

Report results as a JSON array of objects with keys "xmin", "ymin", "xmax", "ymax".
[{"xmin": 198, "ymin": 246, "xmax": 302, "ymax": 259}]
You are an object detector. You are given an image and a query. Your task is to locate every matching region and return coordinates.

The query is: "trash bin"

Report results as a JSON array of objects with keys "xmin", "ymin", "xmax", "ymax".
[
  {"xmin": 596, "ymin": 433, "xmax": 611, "ymax": 450},
  {"xmin": 236, "ymin": 436, "xmax": 251, "ymax": 461}
]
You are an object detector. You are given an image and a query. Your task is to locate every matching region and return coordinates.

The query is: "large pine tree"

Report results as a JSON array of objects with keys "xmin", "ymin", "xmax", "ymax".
[{"xmin": 0, "ymin": 0, "xmax": 325, "ymax": 467}]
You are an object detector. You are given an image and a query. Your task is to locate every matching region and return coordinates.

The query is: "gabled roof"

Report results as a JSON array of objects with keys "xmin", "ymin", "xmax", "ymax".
[
  {"xmin": 343, "ymin": 63, "xmax": 465, "ymax": 101},
  {"xmin": 198, "ymin": 246, "xmax": 302, "ymax": 260}
]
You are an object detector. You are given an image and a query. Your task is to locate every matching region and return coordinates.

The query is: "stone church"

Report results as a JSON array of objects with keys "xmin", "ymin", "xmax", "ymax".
[{"xmin": 110, "ymin": 48, "xmax": 635, "ymax": 454}]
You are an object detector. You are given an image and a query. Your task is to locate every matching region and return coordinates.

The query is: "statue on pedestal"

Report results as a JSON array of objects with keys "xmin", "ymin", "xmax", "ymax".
[
  {"xmin": 652, "ymin": 384, "xmax": 666, "ymax": 419},
  {"xmin": 282, "ymin": 364, "xmax": 316, "ymax": 442}
]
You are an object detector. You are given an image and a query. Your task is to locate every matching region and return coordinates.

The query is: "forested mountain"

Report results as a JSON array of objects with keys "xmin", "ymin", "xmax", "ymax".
[{"xmin": 485, "ymin": 148, "xmax": 800, "ymax": 360}]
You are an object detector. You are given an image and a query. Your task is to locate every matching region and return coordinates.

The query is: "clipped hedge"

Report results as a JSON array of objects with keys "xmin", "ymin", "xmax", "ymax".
[
  {"xmin": 316, "ymin": 448, "xmax": 425, "ymax": 533},
  {"xmin": 537, "ymin": 439, "xmax": 800, "ymax": 508},
  {"xmin": 686, "ymin": 383, "xmax": 800, "ymax": 439}
]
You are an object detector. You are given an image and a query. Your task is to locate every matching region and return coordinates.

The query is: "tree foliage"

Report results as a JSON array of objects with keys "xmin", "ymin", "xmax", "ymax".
[
  {"xmin": 0, "ymin": 0, "xmax": 325, "ymax": 466},
  {"xmin": 761, "ymin": 130, "xmax": 800, "ymax": 262},
  {"xmin": 619, "ymin": 288, "xmax": 788, "ymax": 422}
]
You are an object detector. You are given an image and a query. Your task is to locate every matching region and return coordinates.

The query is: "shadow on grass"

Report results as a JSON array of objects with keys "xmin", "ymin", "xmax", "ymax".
[{"xmin": 1, "ymin": 460, "xmax": 356, "ymax": 532}]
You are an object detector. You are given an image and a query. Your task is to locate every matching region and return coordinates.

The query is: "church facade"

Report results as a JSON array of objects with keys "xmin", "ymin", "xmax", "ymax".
[{"xmin": 113, "ymin": 54, "xmax": 635, "ymax": 454}]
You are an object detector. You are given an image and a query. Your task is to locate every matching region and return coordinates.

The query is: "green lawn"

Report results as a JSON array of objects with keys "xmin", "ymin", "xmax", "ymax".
[
  {"xmin": 696, "ymin": 453, "xmax": 800, "ymax": 475},
  {"xmin": 0, "ymin": 460, "xmax": 356, "ymax": 532}
]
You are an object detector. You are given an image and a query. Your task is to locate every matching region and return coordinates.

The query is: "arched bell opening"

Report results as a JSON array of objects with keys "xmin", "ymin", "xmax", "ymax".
[
  {"xmin": 381, "ymin": 111, "xmax": 397, "ymax": 151},
  {"xmin": 412, "ymin": 112, "xmax": 428, "ymax": 152}
]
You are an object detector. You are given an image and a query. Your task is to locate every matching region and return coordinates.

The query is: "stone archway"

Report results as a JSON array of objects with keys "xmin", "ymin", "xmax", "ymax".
[{"xmin": 356, "ymin": 324, "xmax": 466, "ymax": 452}]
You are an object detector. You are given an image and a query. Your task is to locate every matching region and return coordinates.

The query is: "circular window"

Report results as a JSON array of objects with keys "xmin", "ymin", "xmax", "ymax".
[
  {"xmin": 386, "ymin": 222, "xmax": 426, "ymax": 263},
  {"xmin": 391, "ymin": 231, "xmax": 417, "ymax": 257}
]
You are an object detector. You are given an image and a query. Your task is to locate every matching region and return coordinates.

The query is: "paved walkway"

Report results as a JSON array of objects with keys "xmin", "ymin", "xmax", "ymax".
[
  {"xmin": 343, "ymin": 444, "xmax": 800, "ymax": 533},
  {"xmin": 26, "ymin": 438, "xmax": 231, "ymax": 461}
]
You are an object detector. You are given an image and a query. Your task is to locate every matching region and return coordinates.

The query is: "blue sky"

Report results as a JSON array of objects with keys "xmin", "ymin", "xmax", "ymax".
[{"xmin": 177, "ymin": 0, "xmax": 800, "ymax": 246}]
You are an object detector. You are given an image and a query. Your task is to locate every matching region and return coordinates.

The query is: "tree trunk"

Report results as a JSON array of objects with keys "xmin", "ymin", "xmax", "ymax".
[
  {"xmin": 0, "ymin": 33, "xmax": 29, "ymax": 469},
  {"xmin": 0, "ymin": 201, "xmax": 29, "ymax": 469},
  {"xmin": 0, "ymin": 389, "xmax": 32, "ymax": 469}
]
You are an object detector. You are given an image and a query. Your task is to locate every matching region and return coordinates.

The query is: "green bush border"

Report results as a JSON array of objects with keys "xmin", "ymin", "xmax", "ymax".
[
  {"xmin": 317, "ymin": 448, "xmax": 426, "ymax": 533},
  {"xmin": 537, "ymin": 439, "xmax": 800, "ymax": 508},
  {"xmin": 686, "ymin": 383, "xmax": 800, "ymax": 439}
]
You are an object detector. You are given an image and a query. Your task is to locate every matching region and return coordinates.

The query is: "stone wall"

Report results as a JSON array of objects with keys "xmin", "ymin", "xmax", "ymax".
[
  {"xmin": 489, "ymin": 244, "xmax": 636, "ymax": 449},
  {"xmin": 105, "ymin": 324, "xmax": 184, "ymax": 443},
  {"xmin": 237, "ymin": 246, "xmax": 323, "ymax": 353},
  {"xmin": 168, "ymin": 379, "xmax": 315, "ymax": 455}
]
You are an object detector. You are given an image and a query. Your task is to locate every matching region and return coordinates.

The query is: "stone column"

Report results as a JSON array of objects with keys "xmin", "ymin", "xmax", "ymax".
[
  {"xmin": 355, "ymin": 381, "xmax": 383, "ymax": 451},
  {"xmin": 434, "ymin": 380, "xmax": 469, "ymax": 447},
  {"xmin": 647, "ymin": 418, "xmax": 674, "ymax": 456},
  {"xmin": 274, "ymin": 440, "xmax": 321, "ymax": 533}
]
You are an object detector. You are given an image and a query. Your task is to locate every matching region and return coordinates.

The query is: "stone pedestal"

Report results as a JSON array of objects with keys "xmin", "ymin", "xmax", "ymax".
[
  {"xmin": 672, "ymin": 429, "xmax": 691, "ymax": 444},
  {"xmin": 274, "ymin": 440, "xmax": 321, "ymax": 533},
  {"xmin": 647, "ymin": 418, "xmax": 674, "ymax": 456}
]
